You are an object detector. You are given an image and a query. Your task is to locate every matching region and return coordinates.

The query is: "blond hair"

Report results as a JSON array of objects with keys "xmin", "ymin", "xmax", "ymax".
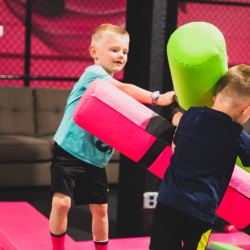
[
  {"xmin": 91, "ymin": 24, "xmax": 129, "ymax": 44},
  {"xmin": 216, "ymin": 64, "xmax": 250, "ymax": 103}
]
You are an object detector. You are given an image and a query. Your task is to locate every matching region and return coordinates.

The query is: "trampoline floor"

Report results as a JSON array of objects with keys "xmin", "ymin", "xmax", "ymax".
[
  {"xmin": 0, "ymin": 185, "xmax": 118, "ymax": 241},
  {"xmin": 0, "ymin": 186, "xmax": 250, "ymax": 250}
]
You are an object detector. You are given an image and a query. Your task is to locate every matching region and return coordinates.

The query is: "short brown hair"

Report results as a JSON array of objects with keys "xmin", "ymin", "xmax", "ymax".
[
  {"xmin": 216, "ymin": 64, "xmax": 250, "ymax": 102},
  {"xmin": 91, "ymin": 24, "xmax": 129, "ymax": 44}
]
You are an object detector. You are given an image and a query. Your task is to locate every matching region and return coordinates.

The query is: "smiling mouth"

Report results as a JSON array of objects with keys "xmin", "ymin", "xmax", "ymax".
[{"xmin": 114, "ymin": 61, "xmax": 122, "ymax": 65}]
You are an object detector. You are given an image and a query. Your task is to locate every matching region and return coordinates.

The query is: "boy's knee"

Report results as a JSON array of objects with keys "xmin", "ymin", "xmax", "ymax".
[
  {"xmin": 90, "ymin": 204, "xmax": 108, "ymax": 218},
  {"xmin": 52, "ymin": 193, "xmax": 71, "ymax": 214}
]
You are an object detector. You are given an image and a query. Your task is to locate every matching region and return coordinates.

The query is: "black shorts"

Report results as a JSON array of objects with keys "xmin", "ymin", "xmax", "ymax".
[
  {"xmin": 150, "ymin": 202, "xmax": 213, "ymax": 250},
  {"xmin": 50, "ymin": 143, "xmax": 108, "ymax": 206}
]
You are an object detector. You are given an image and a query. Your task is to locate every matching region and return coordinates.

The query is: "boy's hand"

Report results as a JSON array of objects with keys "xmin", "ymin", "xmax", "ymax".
[
  {"xmin": 172, "ymin": 112, "xmax": 183, "ymax": 126},
  {"xmin": 156, "ymin": 91, "xmax": 175, "ymax": 106}
]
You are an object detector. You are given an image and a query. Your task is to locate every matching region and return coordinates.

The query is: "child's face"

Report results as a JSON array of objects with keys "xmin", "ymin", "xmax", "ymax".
[{"xmin": 92, "ymin": 33, "xmax": 129, "ymax": 76}]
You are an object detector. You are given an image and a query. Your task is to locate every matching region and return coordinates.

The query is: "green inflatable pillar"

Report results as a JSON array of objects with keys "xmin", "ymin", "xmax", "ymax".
[
  {"xmin": 167, "ymin": 22, "xmax": 228, "ymax": 111},
  {"xmin": 167, "ymin": 22, "xmax": 250, "ymax": 172}
]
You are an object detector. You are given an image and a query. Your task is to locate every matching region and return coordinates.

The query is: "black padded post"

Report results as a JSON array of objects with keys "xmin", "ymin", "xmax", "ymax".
[{"xmin": 116, "ymin": 0, "xmax": 178, "ymax": 238}]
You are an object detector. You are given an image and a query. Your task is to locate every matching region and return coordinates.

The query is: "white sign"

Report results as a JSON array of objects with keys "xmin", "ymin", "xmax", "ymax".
[{"xmin": 0, "ymin": 26, "xmax": 3, "ymax": 37}]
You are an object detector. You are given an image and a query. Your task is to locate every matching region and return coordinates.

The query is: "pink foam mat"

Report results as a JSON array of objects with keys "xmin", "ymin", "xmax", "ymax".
[
  {"xmin": 0, "ymin": 228, "xmax": 19, "ymax": 250},
  {"xmin": 1, "ymin": 202, "xmax": 250, "ymax": 250},
  {"xmin": 0, "ymin": 202, "xmax": 83, "ymax": 250},
  {"xmin": 78, "ymin": 237, "xmax": 150, "ymax": 250},
  {"xmin": 78, "ymin": 233, "xmax": 250, "ymax": 250}
]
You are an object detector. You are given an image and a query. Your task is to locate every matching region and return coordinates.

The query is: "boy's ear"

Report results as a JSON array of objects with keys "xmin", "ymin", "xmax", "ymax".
[
  {"xmin": 89, "ymin": 45, "xmax": 97, "ymax": 59},
  {"xmin": 242, "ymin": 105, "xmax": 250, "ymax": 117}
]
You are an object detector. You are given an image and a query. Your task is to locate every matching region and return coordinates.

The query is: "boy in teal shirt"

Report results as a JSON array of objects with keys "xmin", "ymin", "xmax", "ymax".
[{"xmin": 50, "ymin": 23, "xmax": 175, "ymax": 250}]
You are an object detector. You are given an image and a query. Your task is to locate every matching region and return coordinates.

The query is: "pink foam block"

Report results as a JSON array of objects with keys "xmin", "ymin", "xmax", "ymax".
[
  {"xmin": 0, "ymin": 202, "xmax": 83, "ymax": 250},
  {"xmin": 73, "ymin": 79, "xmax": 250, "ymax": 232}
]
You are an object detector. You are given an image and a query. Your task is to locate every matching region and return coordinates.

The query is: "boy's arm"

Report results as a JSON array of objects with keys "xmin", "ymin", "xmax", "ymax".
[
  {"xmin": 107, "ymin": 78, "xmax": 175, "ymax": 106},
  {"xmin": 172, "ymin": 112, "xmax": 183, "ymax": 126},
  {"xmin": 171, "ymin": 112, "xmax": 183, "ymax": 153},
  {"xmin": 172, "ymin": 139, "xmax": 176, "ymax": 153}
]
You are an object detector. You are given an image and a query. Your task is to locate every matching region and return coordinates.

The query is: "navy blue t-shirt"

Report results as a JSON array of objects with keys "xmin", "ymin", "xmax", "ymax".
[{"xmin": 157, "ymin": 106, "xmax": 250, "ymax": 224}]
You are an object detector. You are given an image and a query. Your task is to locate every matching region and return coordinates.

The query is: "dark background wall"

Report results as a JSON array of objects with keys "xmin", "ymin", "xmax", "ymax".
[{"xmin": 0, "ymin": 0, "xmax": 249, "ymax": 87}]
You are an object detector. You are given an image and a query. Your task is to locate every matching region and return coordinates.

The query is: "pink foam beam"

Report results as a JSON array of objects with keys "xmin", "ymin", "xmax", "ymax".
[
  {"xmin": 217, "ymin": 165, "xmax": 250, "ymax": 230},
  {"xmin": 73, "ymin": 79, "xmax": 175, "ymax": 180},
  {"xmin": 73, "ymin": 79, "xmax": 250, "ymax": 234}
]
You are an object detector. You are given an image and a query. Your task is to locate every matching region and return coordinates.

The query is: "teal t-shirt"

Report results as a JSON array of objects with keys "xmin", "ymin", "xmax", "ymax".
[{"xmin": 54, "ymin": 65, "xmax": 114, "ymax": 168}]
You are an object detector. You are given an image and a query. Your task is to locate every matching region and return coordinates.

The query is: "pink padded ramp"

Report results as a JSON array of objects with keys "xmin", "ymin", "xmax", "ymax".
[
  {"xmin": 73, "ymin": 79, "xmax": 250, "ymax": 234},
  {"xmin": 0, "ymin": 202, "xmax": 83, "ymax": 250}
]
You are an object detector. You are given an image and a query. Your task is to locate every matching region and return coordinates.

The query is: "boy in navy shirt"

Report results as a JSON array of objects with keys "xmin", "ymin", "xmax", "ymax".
[{"xmin": 150, "ymin": 64, "xmax": 250, "ymax": 250}]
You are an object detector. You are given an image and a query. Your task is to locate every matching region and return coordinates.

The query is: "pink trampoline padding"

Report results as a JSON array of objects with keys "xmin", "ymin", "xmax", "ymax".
[{"xmin": 0, "ymin": 202, "xmax": 83, "ymax": 250}]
